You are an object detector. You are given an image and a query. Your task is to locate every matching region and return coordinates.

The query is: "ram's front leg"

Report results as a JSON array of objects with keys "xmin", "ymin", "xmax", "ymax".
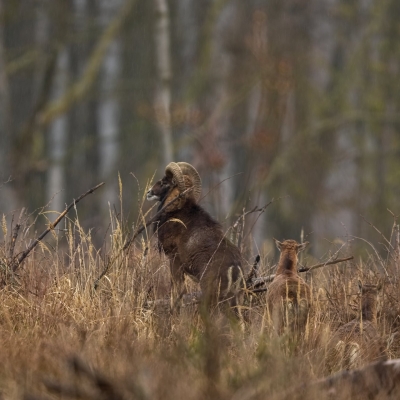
[{"xmin": 169, "ymin": 255, "xmax": 186, "ymax": 312}]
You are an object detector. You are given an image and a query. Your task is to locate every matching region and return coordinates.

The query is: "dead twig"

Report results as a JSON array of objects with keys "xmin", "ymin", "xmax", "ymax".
[
  {"xmin": 44, "ymin": 355, "xmax": 124, "ymax": 400},
  {"xmin": 298, "ymin": 256, "xmax": 354, "ymax": 272},
  {"xmin": 94, "ymin": 186, "xmax": 193, "ymax": 289},
  {"xmin": 122, "ymin": 186, "xmax": 193, "ymax": 252},
  {"xmin": 0, "ymin": 175, "xmax": 12, "ymax": 189},
  {"xmin": 251, "ymin": 256, "xmax": 354, "ymax": 289},
  {"xmin": 241, "ymin": 197, "xmax": 287, "ymax": 245},
  {"xmin": 13, "ymin": 182, "xmax": 104, "ymax": 272},
  {"xmin": 144, "ymin": 291, "xmax": 202, "ymax": 309},
  {"xmin": 199, "ymin": 172, "xmax": 243, "ymax": 203},
  {"xmin": 69, "ymin": 356, "xmax": 124, "ymax": 400},
  {"xmin": 274, "ymin": 359, "xmax": 400, "ymax": 400},
  {"xmin": 8, "ymin": 208, "xmax": 24, "ymax": 263},
  {"xmin": 361, "ymin": 214, "xmax": 393, "ymax": 250},
  {"xmin": 245, "ymin": 255, "xmax": 260, "ymax": 287}
]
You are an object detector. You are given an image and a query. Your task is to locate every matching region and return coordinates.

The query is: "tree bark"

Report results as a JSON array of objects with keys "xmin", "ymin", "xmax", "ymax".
[
  {"xmin": 276, "ymin": 359, "xmax": 400, "ymax": 400},
  {"xmin": 98, "ymin": 0, "xmax": 122, "ymax": 209},
  {"xmin": 154, "ymin": 0, "xmax": 173, "ymax": 166},
  {"xmin": 47, "ymin": 49, "xmax": 69, "ymax": 213}
]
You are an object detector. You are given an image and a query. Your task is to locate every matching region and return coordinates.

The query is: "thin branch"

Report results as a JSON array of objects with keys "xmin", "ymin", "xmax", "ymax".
[
  {"xmin": 251, "ymin": 256, "xmax": 354, "ymax": 288},
  {"xmin": 298, "ymin": 256, "xmax": 354, "ymax": 272},
  {"xmin": 241, "ymin": 196, "xmax": 287, "ymax": 245},
  {"xmin": 8, "ymin": 208, "xmax": 24, "ymax": 264},
  {"xmin": 145, "ymin": 256, "xmax": 355, "ymax": 300},
  {"xmin": 245, "ymin": 254, "xmax": 260, "ymax": 287},
  {"xmin": 38, "ymin": 0, "xmax": 137, "ymax": 128},
  {"xmin": 13, "ymin": 182, "xmax": 104, "ymax": 271},
  {"xmin": 232, "ymin": 206, "xmax": 255, "ymax": 229},
  {"xmin": 94, "ymin": 186, "xmax": 193, "ymax": 289},
  {"xmin": 0, "ymin": 175, "xmax": 12, "ymax": 189},
  {"xmin": 360, "ymin": 214, "xmax": 393, "ymax": 250},
  {"xmin": 198, "ymin": 172, "xmax": 244, "ymax": 203},
  {"xmin": 122, "ymin": 186, "xmax": 193, "ymax": 251},
  {"xmin": 351, "ymin": 235, "xmax": 389, "ymax": 278}
]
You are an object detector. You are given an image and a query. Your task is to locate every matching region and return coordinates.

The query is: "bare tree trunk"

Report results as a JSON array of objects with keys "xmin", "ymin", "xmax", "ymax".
[
  {"xmin": 154, "ymin": 0, "xmax": 173, "ymax": 166},
  {"xmin": 0, "ymin": 0, "xmax": 11, "ymax": 137},
  {"xmin": 47, "ymin": 49, "xmax": 69, "ymax": 213},
  {"xmin": 98, "ymin": 0, "xmax": 122, "ymax": 209},
  {"xmin": 98, "ymin": 41, "xmax": 120, "ymax": 207},
  {"xmin": 0, "ymin": 0, "xmax": 19, "ymax": 213}
]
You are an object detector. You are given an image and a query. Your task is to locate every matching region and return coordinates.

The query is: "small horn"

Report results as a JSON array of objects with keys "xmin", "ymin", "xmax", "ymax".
[{"xmin": 177, "ymin": 162, "xmax": 202, "ymax": 202}]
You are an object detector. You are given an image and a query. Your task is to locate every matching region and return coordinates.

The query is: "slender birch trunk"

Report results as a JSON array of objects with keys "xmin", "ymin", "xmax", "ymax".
[
  {"xmin": 154, "ymin": 0, "xmax": 173, "ymax": 166},
  {"xmin": 39, "ymin": 1, "xmax": 68, "ymax": 213},
  {"xmin": 98, "ymin": 0, "xmax": 122, "ymax": 209},
  {"xmin": 98, "ymin": 39, "xmax": 121, "ymax": 207},
  {"xmin": 47, "ymin": 49, "xmax": 69, "ymax": 213}
]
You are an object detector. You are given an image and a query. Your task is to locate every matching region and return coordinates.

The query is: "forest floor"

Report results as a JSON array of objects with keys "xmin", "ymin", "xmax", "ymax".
[{"xmin": 0, "ymin": 202, "xmax": 399, "ymax": 400}]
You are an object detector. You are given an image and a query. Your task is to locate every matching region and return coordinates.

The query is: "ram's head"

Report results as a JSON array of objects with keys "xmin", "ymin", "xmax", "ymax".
[{"xmin": 147, "ymin": 162, "xmax": 202, "ymax": 209}]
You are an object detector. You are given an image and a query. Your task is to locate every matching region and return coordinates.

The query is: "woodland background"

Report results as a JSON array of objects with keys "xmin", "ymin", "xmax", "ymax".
[{"xmin": 0, "ymin": 0, "xmax": 399, "ymax": 255}]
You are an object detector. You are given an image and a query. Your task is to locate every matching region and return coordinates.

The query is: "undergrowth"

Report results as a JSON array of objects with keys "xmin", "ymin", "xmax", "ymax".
[{"xmin": 0, "ymin": 196, "xmax": 399, "ymax": 400}]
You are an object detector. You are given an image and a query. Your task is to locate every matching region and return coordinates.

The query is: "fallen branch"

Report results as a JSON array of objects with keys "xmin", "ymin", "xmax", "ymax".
[
  {"xmin": 13, "ymin": 182, "xmax": 104, "ymax": 272},
  {"xmin": 245, "ymin": 255, "xmax": 260, "ymax": 287},
  {"xmin": 144, "ymin": 291, "xmax": 202, "ymax": 309},
  {"xmin": 274, "ymin": 359, "xmax": 400, "ymax": 400},
  {"xmin": 142, "ymin": 256, "xmax": 355, "ymax": 304},
  {"xmin": 251, "ymin": 256, "xmax": 354, "ymax": 289},
  {"xmin": 44, "ymin": 356, "xmax": 123, "ymax": 400},
  {"xmin": 298, "ymin": 255, "xmax": 354, "ymax": 273}
]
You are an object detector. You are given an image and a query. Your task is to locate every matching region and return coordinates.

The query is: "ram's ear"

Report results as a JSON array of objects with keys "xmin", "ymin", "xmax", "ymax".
[
  {"xmin": 358, "ymin": 280, "xmax": 363, "ymax": 292},
  {"xmin": 165, "ymin": 170, "xmax": 176, "ymax": 186},
  {"xmin": 296, "ymin": 241, "xmax": 309, "ymax": 253},
  {"xmin": 273, "ymin": 238, "xmax": 283, "ymax": 251}
]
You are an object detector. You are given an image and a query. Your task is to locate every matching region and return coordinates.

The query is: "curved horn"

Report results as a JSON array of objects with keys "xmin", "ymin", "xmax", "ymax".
[
  {"xmin": 177, "ymin": 162, "xmax": 202, "ymax": 202},
  {"xmin": 165, "ymin": 162, "xmax": 186, "ymax": 193}
]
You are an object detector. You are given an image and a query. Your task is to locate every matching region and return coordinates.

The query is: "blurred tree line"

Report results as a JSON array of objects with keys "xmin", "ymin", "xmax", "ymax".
[{"xmin": 0, "ymin": 0, "xmax": 399, "ymax": 254}]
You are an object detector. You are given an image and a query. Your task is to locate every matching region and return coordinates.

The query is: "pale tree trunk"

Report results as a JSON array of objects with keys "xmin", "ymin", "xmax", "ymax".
[
  {"xmin": 69, "ymin": 0, "xmax": 92, "ymax": 199},
  {"xmin": 98, "ymin": 0, "xmax": 122, "ymax": 210},
  {"xmin": 154, "ymin": 0, "xmax": 173, "ymax": 166},
  {"xmin": 0, "ymin": 0, "xmax": 19, "ymax": 214},
  {"xmin": 174, "ymin": 0, "xmax": 197, "ymax": 162},
  {"xmin": 245, "ymin": 83, "xmax": 265, "ymax": 249},
  {"xmin": 206, "ymin": 1, "xmax": 237, "ymax": 220},
  {"xmin": 39, "ymin": 1, "xmax": 68, "ymax": 214},
  {"xmin": 309, "ymin": 0, "xmax": 346, "ymax": 253},
  {"xmin": 207, "ymin": 1, "xmax": 254, "ymax": 222},
  {"xmin": 47, "ymin": 49, "xmax": 69, "ymax": 213}
]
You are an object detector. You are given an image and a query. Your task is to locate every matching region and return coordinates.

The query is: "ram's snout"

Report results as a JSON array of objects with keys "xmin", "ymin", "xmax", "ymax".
[{"xmin": 146, "ymin": 189, "xmax": 159, "ymax": 201}]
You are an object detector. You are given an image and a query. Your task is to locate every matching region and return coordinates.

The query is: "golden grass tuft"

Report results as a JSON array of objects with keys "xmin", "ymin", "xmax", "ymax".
[{"xmin": 0, "ymin": 203, "xmax": 399, "ymax": 400}]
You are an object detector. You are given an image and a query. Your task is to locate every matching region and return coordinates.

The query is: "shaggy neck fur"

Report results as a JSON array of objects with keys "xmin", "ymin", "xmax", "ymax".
[
  {"xmin": 158, "ymin": 186, "xmax": 185, "ymax": 212},
  {"xmin": 156, "ymin": 198, "xmax": 221, "ymax": 233},
  {"xmin": 276, "ymin": 251, "xmax": 298, "ymax": 275},
  {"xmin": 360, "ymin": 290, "xmax": 378, "ymax": 323}
]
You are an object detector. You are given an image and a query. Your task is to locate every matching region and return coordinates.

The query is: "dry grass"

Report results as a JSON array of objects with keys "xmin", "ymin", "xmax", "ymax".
[{"xmin": 0, "ymin": 204, "xmax": 399, "ymax": 400}]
